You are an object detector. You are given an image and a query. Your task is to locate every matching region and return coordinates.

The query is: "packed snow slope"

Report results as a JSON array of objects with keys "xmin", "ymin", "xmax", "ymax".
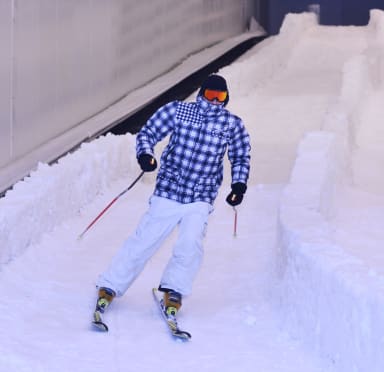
[{"xmin": 1, "ymin": 10, "xmax": 384, "ymax": 372}]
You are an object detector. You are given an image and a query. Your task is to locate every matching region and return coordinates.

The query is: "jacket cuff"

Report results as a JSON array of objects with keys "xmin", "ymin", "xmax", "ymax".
[{"xmin": 231, "ymin": 182, "xmax": 247, "ymax": 194}]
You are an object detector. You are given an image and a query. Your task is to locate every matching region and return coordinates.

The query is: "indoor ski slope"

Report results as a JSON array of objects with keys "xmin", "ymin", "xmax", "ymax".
[{"xmin": 1, "ymin": 11, "xmax": 384, "ymax": 372}]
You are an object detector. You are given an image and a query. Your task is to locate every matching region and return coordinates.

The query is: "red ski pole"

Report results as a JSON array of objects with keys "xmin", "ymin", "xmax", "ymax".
[{"xmin": 78, "ymin": 171, "xmax": 144, "ymax": 240}]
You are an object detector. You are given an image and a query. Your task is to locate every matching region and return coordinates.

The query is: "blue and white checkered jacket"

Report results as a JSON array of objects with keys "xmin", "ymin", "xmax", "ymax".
[{"xmin": 136, "ymin": 95, "xmax": 251, "ymax": 205}]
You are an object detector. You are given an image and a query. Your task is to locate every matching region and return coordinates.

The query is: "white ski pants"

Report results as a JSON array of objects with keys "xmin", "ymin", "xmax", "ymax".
[{"xmin": 97, "ymin": 196, "xmax": 212, "ymax": 297}]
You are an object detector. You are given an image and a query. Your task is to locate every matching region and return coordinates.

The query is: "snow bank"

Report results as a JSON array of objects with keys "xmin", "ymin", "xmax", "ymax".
[
  {"xmin": 221, "ymin": 12, "xmax": 318, "ymax": 96},
  {"xmin": 278, "ymin": 10, "xmax": 384, "ymax": 372},
  {"xmin": 367, "ymin": 9, "xmax": 384, "ymax": 43},
  {"xmin": 349, "ymin": 10, "xmax": 384, "ymax": 195},
  {"xmin": 341, "ymin": 52, "xmax": 384, "ymax": 195},
  {"xmin": 0, "ymin": 133, "xmax": 135, "ymax": 265}
]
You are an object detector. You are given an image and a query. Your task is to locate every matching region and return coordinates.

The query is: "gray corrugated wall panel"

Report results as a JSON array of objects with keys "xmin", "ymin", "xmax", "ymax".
[
  {"xmin": 0, "ymin": 1, "xmax": 12, "ymax": 169},
  {"xmin": 13, "ymin": 1, "xmax": 59, "ymax": 156},
  {"xmin": 0, "ymin": 0, "xmax": 254, "ymax": 192}
]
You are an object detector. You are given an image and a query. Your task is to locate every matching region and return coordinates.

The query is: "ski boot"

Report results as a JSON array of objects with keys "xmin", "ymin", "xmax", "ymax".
[
  {"xmin": 92, "ymin": 287, "xmax": 116, "ymax": 331},
  {"xmin": 96, "ymin": 287, "xmax": 115, "ymax": 312},
  {"xmin": 160, "ymin": 290, "xmax": 182, "ymax": 331}
]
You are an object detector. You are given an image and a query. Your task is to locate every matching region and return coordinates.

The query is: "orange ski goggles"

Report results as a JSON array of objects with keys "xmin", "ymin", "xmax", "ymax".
[{"xmin": 203, "ymin": 89, "xmax": 228, "ymax": 102}]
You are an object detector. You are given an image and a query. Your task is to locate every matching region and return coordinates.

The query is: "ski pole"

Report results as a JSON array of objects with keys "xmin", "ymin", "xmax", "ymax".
[
  {"xmin": 78, "ymin": 171, "xmax": 144, "ymax": 240},
  {"xmin": 233, "ymin": 206, "xmax": 238, "ymax": 237}
]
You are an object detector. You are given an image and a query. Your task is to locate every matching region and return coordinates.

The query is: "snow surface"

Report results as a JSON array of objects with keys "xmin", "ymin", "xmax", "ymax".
[{"xmin": 1, "ymin": 9, "xmax": 384, "ymax": 372}]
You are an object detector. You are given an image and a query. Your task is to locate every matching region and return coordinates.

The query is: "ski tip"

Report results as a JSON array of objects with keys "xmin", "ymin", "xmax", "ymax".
[
  {"xmin": 92, "ymin": 321, "xmax": 109, "ymax": 332},
  {"xmin": 152, "ymin": 287, "xmax": 160, "ymax": 298},
  {"xmin": 173, "ymin": 330, "xmax": 192, "ymax": 340}
]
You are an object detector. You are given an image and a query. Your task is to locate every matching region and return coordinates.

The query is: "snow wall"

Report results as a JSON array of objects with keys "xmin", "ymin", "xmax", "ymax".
[
  {"xmin": 277, "ymin": 9, "xmax": 384, "ymax": 372},
  {"xmin": 0, "ymin": 133, "xmax": 136, "ymax": 264},
  {"xmin": 0, "ymin": 0, "xmax": 255, "ymax": 193}
]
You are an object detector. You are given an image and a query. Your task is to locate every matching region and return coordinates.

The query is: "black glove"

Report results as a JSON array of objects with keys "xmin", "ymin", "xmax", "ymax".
[
  {"xmin": 226, "ymin": 182, "xmax": 247, "ymax": 206},
  {"xmin": 138, "ymin": 154, "xmax": 157, "ymax": 172}
]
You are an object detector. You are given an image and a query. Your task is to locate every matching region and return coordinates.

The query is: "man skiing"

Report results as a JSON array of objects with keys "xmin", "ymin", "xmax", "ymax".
[{"xmin": 93, "ymin": 74, "xmax": 251, "ymax": 333}]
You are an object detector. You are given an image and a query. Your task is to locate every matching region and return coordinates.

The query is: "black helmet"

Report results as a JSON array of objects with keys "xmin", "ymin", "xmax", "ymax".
[{"xmin": 198, "ymin": 74, "xmax": 229, "ymax": 106}]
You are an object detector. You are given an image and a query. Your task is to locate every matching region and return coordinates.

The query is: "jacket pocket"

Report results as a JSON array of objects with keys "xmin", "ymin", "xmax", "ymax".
[
  {"xmin": 156, "ymin": 168, "xmax": 179, "ymax": 195},
  {"xmin": 194, "ymin": 177, "xmax": 218, "ymax": 200}
]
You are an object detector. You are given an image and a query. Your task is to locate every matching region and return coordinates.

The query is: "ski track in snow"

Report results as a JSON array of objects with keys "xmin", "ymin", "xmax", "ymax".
[{"xmin": 0, "ymin": 182, "xmax": 326, "ymax": 372}]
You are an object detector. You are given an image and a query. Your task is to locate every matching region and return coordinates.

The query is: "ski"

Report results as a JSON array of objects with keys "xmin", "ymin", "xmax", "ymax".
[
  {"xmin": 92, "ymin": 310, "xmax": 109, "ymax": 332},
  {"xmin": 152, "ymin": 288, "xmax": 191, "ymax": 340}
]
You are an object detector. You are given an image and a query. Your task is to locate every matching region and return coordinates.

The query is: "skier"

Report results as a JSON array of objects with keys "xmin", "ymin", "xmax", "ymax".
[{"xmin": 93, "ymin": 74, "xmax": 251, "ymax": 332}]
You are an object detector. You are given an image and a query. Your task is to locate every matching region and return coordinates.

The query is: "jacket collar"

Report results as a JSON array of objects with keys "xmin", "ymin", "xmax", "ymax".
[{"xmin": 196, "ymin": 95, "xmax": 224, "ymax": 115}]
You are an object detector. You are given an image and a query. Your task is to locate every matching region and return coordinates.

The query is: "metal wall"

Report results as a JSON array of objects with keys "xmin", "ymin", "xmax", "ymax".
[
  {"xmin": 263, "ymin": 0, "xmax": 384, "ymax": 35},
  {"xmin": 0, "ymin": 1, "xmax": 12, "ymax": 171},
  {"xmin": 0, "ymin": 0, "xmax": 254, "ymax": 192}
]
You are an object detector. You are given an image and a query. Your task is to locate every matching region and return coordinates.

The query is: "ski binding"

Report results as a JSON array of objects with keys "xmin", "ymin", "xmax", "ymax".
[{"xmin": 152, "ymin": 288, "xmax": 191, "ymax": 340}]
